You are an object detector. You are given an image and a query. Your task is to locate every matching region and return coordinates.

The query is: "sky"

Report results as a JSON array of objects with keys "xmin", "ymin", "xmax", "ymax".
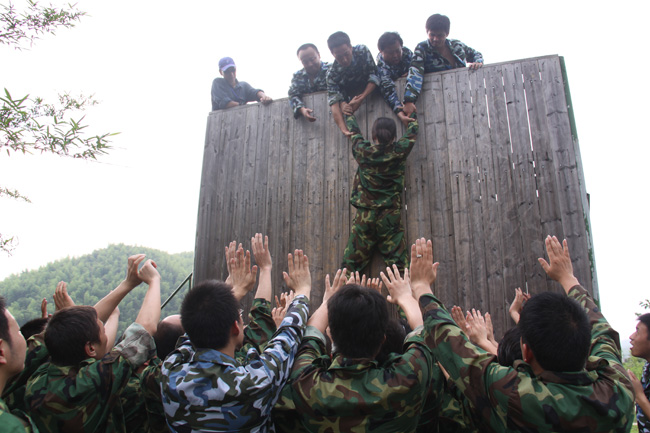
[{"xmin": 2, "ymin": 0, "xmax": 649, "ymax": 352}]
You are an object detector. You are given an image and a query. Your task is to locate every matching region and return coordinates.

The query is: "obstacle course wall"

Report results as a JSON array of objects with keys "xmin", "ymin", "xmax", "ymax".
[{"xmin": 194, "ymin": 54, "xmax": 595, "ymax": 337}]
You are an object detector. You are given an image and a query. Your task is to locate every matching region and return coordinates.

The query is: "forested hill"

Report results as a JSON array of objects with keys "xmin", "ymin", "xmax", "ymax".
[{"xmin": 0, "ymin": 244, "xmax": 194, "ymax": 333}]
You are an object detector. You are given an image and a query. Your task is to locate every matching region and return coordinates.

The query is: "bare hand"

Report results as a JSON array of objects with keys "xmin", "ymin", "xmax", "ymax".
[
  {"xmin": 467, "ymin": 62, "xmax": 483, "ymax": 70},
  {"xmin": 465, "ymin": 309, "xmax": 489, "ymax": 344},
  {"xmin": 138, "ymin": 259, "xmax": 161, "ymax": 285},
  {"xmin": 300, "ymin": 107, "xmax": 317, "ymax": 122},
  {"xmin": 53, "ymin": 281, "xmax": 75, "ymax": 311},
  {"xmin": 409, "ymin": 238, "xmax": 438, "ymax": 298},
  {"xmin": 397, "ymin": 110, "xmax": 415, "ymax": 127},
  {"xmin": 451, "ymin": 306, "xmax": 469, "ymax": 334},
  {"xmin": 282, "ymin": 250, "xmax": 311, "ymax": 298},
  {"xmin": 341, "ymin": 101, "xmax": 354, "ymax": 116},
  {"xmin": 40, "ymin": 298, "xmax": 49, "ymax": 318},
  {"xmin": 251, "ymin": 233, "xmax": 272, "ymax": 271},
  {"xmin": 126, "ymin": 254, "xmax": 146, "ymax": 287},
  {"xmin": 224, "ymin": 241, "xmax": 239, "ymax": 285},
  {"xmin": 538, "ymin": 235, "xmax": 579, "ymax": 292},
  {"xmin": 628, "ymin": 370, "xmax": 644, "ymax": 396},
  {"xmin": 366, "ymin": 277, "xmax": 383, "ymax": 293},
  {"xmin": 381, "ymin": 265, "xmax": 412, "ymax": 305},
  {"xmin": 272, "ymin": 291, "xmax": 295, "ymax": 327},
  {"xmin": 402, "ymin": 102, "xmax": 416, "ymax": 116},
  {"xmin": 485, "ymin": 312, "xmax": 497, "ymax": 345},
  {"xmin": 258, "ymin": 92, "xmax": 273, "ymax": 105},
  {"xmin": 324, "ymin": 269, "xmax": 345, "ymax": 303},
  {"xmin": 230, "ymin": 248, "xmax": 258, "ymax": 300},
  {"xmin": 509, "ymin": 287, "xmax": 529, "ymax": 324}
]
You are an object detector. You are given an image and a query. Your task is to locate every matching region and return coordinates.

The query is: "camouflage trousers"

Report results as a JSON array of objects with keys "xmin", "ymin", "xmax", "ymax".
[{"xmin": 341, "ymin": 206, "xmax": 407, "ymax": 273}]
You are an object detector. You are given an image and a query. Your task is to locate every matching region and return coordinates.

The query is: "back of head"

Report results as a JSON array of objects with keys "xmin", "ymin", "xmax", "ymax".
[
  {"xmin": 327, "ymin": 31, "xmax": 351, "ymax": 51},
  {"xmin": 181, "ymin": 280, "xmax": 239, "ymax": 350},
  {"xmin": 375, "ymin": 317, "xmax": 406, "ymax": 365},
  {"xmin": 426, "ymin": 14, "xmax": 451, "ymax": 34},
  {"xmin": 296, "ymin": 43, "xmax": 319, "ymax": 57},
  {"xmin": 372, "ymin": 117, "xmax": 397, "ymax": 144},
  {"xmin": 497, "ymin": 326, "xmax": 522, "ymax": 367},
  {"xmin": 20, "ymin": 318, "xmax": 49, "ymax": 341},
  {"xmin": 518, "ymin": 291, "xmax": 590, "ymax": 372},
  {"xmin": 154, "ymin": 314, "xmax": 184, "ymax": 360},
  {"xmin": 328, "ymin": 284, "xmax": 388, "ymax": 358},
  {"xmin": 377, "ymin": 32, "xmax": 403, "ymax": 52},
  {"xmin": 45, "ymin": 306, "xmax": 100, "ymax": 366}
]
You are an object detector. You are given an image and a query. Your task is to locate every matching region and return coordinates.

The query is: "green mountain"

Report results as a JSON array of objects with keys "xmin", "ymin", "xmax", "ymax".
[{"xmin": 0, "ymin": 244, "xmax": 194, "ymax": 334}]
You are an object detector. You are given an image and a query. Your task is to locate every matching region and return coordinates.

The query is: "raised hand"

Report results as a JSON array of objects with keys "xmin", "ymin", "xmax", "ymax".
[{"xmin": 282, "ymin": 250, "xmax": 311, "ymax": 299}]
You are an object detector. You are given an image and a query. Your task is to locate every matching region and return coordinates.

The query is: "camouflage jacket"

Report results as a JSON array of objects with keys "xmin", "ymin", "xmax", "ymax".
[
  {"xmin": 273, "ymin": 321, "xmax": 444, "ymax": 432},
  {"xmin": 2, "ymin": 333, "xmax": 49, "ymax": 413},
  {"xmin": 161, "ymin": 296, "xmax": 310, "ymax": 433},
  {"xmin": 376, "ymin": 47, "xmax": 413, "ymax": 113},
  {"xmin": 288, "ymin": 62, "xmax": 330, "ymax": 118},
  {"xmin": 346, "ymin": 113, "xmax": 418, "ymax": 209},
  {"xmin": 121, "ymin": 368, "xmax": 148, "ymax": 433},
  {"xmin": 0, "ymin": 397, "xmax": 38, "ymax": 433},
  {"xmin": 420, "ymin": 286, "xmax": 635, "ymax": 432},
  {"xmin": 326, "ymin": 45, "xmax": 380, "ymax": 106},
  {"xmin": 24, "ymin": 322, "xmax": 155, "ymax": 433},
  {"xmin": 404, "ymin": 39, "xmax": 483, "ymax": 104},
  {"xmin": 140, "ymin": 357, "xmax": 170, "ymax": 433},
  {"xmin": 238, "ymin": 298, "xmax": 277, "ymax": 360},
  {"xmin": 638, "ymin": 361, "xmax": 650, "ymax": 431},
  {"xmin": 211, "ymin": 78, "xmax": 262, "ymax": 111}
]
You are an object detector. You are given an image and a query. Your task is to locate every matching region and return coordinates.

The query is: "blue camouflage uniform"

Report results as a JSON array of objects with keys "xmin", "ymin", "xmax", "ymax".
[
  {"xmin": 638, "ymin": 362, "xmax": 650, "ymax": 432},
  {"xmin": 288, "ymin": 62, "xmax": 330, "ymax": 119},
  {"xmin": 326, "ymin": 45, "xmax": 380, "ymax": 106},
  {"xmin": 404, "ymin": 39, "xmax": 483, "ymax": 104},
  {"xmin": 161, "ymin": 296, "xmax": 310, "ymax": 433},
  {"xmin": 376, "ymin": 46, "xmax": 413, "ymax": 113}
]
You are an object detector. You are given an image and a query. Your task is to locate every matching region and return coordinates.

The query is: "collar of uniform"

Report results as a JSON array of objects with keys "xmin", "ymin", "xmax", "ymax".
[
  {"xmin": 513, "ymin": 359, "xmax": 596, "ymax": 385},
  {"xmin": 167, "ymin": 337, "xmax": 238, "ymax": 367},
  {"xmin": 329, "ymin": 353, "xmax": 379, "ymax": 371}
]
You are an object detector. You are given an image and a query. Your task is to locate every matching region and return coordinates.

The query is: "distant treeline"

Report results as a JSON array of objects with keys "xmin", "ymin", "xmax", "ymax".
[{"xmin": 0, "ymin": 244, "xmax": 194, "ymax": 334}]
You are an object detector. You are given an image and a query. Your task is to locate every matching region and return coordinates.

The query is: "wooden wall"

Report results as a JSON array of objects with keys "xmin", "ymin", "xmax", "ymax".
[{"xmin": 194, "ymin": 55, "xmax": 596, "ymax": 338}]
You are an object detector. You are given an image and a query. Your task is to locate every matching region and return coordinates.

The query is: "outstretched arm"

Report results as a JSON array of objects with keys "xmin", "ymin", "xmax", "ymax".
[
  {"xmin": 537, "ymin": 235, "xmax": 579, "ymax": 293},
  {"xmin": 252, "ymin": 233, "xmax": 273, "ymax": 302},
  {"xmin": 381, "ymin": 265, "xmax": 423, "ymax": 329},
  {"xmin": 94, "ymin": 254, "xmax": 145, "ymax": 322},
  {"xmin": 134, "ymin": 259, "xmax": 161, "ymax": 336},
  {"xmin": 231, "ymin": 247, "xmax": 258, "ymax": 301},
  {"xmin": 308, "ymin": 269, "xmax": 345, "ymax": 333},
  {"xmin": 282, "ymin": 250, "xmax": 312, "ymax": 300}
]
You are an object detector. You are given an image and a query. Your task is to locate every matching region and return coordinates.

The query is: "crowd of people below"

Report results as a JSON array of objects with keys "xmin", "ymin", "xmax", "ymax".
[{"xmin": 1, "ymin": 231, "xmax": 647, "ymax": 432}]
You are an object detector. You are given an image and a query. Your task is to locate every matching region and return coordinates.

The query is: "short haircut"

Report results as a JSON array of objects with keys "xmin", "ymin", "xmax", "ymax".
[
  {"xmin": 45, "ymin": 306, "xmax": 101, "ymax": 366},
  {"xmin": 181, "ymin": 280, "xmax": 239, "ymax": 350},
  {"xmin": 328, "ymin": 284, "xmax": 388, "ymax": 358},
  {"xmin": 327, "ymin": 31, "xmax": 351, "ymax": 51},
  {"xmin": 154, "ymin": 318, "xmax": 184, "ymax": 360},
  {"xmin": 497, "ymin": 326, "xmax": 522, "ymax": 367},
  {"xmin": 20, "ymin": 318, "xmax": 49, "ymax": 341},
  {"xmin": 426, "ymin": 14, "xmax": 451, "ymax": 34},
  {"xmin": 0, "ymin": 297, "xmax": 11, "ymax": 344},
  {"xmin": 297, "ymin": 43, "xmax": 319, "ymax": 57},
  {"xmin": 375, "ymin": 317, "xmax": 406, "ymax": 365},
  {"xmin": 372, "ymin": 117, "xmax": 397, "ymax": 144},
  {"xmin": 518, "ymin": 292, "xmax": 590, "ymax": 372},
  {"xmin": 377, "ymin": 32, "xmax": 403, "ymax": 52},
  {"xmin": 638, "ymin": 313, "xmax": 650, "ymax": 339}
]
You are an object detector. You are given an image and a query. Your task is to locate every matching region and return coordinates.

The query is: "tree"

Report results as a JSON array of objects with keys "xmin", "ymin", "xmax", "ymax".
[{"xmin": 1, "ymin": 1, "xmax": 116, "ymax": 254}]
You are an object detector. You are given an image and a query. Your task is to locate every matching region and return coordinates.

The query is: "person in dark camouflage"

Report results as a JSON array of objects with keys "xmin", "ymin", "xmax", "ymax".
[
  {"xmin": 24, "ymin": 255, "xmax": 161, "ymax": 433},
  {"xmin": 411, "ymin": 235, "xmax": 635, "ymax": 432},
  {"xmin": 340, "ymin": 112, "xmax": 418, "ymax": 273},
  {"xmin": 403, "ymin": 14, "xmax": 483, "ymax": 116},
  {"xmin": 326, "ymin": 31, "xmax": 380, "ymax": 136},
  {"xmin": 628, "ymin": 313, "xmax": 650, "ymax": 432},
  {"xmin": 288, "ymin": 44, "xmax": 330, "ymax": 121},
  {"xmin": 376, "ymin": 32, "xmax": 414, "ymax": 126},
  {"xmin": 161, "ymin": 243, "xmax": 312, "ymax": 432}
]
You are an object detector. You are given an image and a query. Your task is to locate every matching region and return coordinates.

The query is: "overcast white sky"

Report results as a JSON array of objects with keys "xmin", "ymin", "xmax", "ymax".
[{"xmin": 2, "ymin": 0, "xmax": 648, "ymax": 350}]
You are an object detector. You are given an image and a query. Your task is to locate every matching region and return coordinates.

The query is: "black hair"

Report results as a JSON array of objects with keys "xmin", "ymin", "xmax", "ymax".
[
  {"xmin": 372, "ymin": 117, "xmax": 397, "ymax": 144},
  {"xmin": 426, "ymin": 14, "xmax": 451, "ymax": 34},
  {"xmin": 297, "ymin": 43, "xmax": 319, "ymax": 57},
  {"xmin": 181, "ymin": 280, "xmax": 239, "ymax": 350},
  {"xmin": 0, "ymin": 297, "xmax": 10, "ymax": 344},
  {"xmin": 327, "ymin": 31, "xmax": 351, "ymax": 51},
  {"xmin": 45, "ymin": 306, "xmax": 101, "ymax": 366},
  {"xmin": 20, "ymin": 317, "xmax": 49, "ymax": 341},
  {"xmin": 518, "ymin": 292, "xmax": 590, "ymax": 372},
  {"xmin": 377, "ymin": 32, "xmax": 403, "ymax": 52},
  {"xmin": 638, "ymin": 313, "xmax": 650, "ymax": 339},
  {"xmin": 154, "ymin": 317, "xmax": 185, "ymax": 360},
  {"xmin": 328, "ymin": 284, "xmax": 388, "ymax": 358},
  {"xmin": 497, "ymin": 326, "xmax": 522, "ymax": 367},
  {"xmin": 375, "ymin": 317, "xmax": 406, "ymax": 365}
]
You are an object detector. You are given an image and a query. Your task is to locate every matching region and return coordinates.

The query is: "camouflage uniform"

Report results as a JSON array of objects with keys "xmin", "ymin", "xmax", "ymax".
[
  {"xmin": 288, "ymin": 62, "xmax": 330, "ymax": 119},
  {"xmin": 376, "ymin": 47, "xmax": 413, "ymax": 113},
  {"xmin": 419, "ymin": 285, "xmax": 635, "ymax": 432},
  {"xmin": 638, "ymin": 362, "xmax": 650, "ymax": 431},
  {"xmin": 326, "ymin": 45, "xmax": 380, "ymax": 106},
  {"xmin": 273, "ymin": 322, "xmax": 444, "ymax": 432},
  {"xmin": 121, "ymin": 370, "xmax": 148, "ymax": 433},
  {"xmin": 140, "ymin": 357, "xmax": 170, "ymax": 433},
  {"xmin": 341, "ymin": 113, "xmax": 418, "ymax": 273},
  {"xmin": 238, "ymin": 298, "xmax": 277, "ymax": 359},
  {"xmin": 2, "ymin": 333, "xmax": 49, "ymax": 414},
  {"xmin": 211, "ymin": 78, "xmax": 263, "ymax": 111},
  {"xmin": 0, "ymin": 398, "xmax": 38, "ymax": 433},
  {"xmin": 404, "ymin": 39, "xmax": 483, "ymax": 105},
  {"xmin": 24, "ymin": 322, "xmax": 156, "ymax": 433},
  {"xmin": 161, "ymin": 296, "xmax": 310, "ymax": 432}
]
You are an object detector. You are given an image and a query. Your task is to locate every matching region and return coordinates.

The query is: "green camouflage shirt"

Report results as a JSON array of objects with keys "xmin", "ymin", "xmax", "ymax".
[
  {"xmin": 161, "ymin": 296, "xmax": 310, "ymax": 432},
  {"xmin": 2, "ymin": 333, "xmax": 49, "ymax": 414},
  {"xmin": 419, "ymin": 286, "xmax": 635, "ymax": 432},
  {"xmin": 0, "ymin": 397, "xmax": 38, "ymax": 433},
  {"xmin": 346, "ymin": 113, "xmax": 418, "ymax": 209},
  {"xmin": 24, "ymin": 322, "xmax": 155, "ymax": 433},
  {"xmin": 326, "ymin": 45, "xmax": 380, "ymax": 106},
  {"xmin": 288, "ymin": 62, "xmax": 330, "ymax": 118},
  {"xmin": 140, "ymin": 357, "xmax": 170, "ymax": 433},
  {"xmin": 238, "ymin": 298, "xmax": 277, "ymax": 360}
]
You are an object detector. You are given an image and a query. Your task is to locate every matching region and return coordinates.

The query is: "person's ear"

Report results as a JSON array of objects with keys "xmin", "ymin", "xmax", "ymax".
[
  {"xmin": 85, "ymin": 341, "xmax": 98, "ymax": 358},
  {"xmin": 230, "ymin": 321, "xmax": 241, "ymax": 337},
  {"xmin": 0, "ymin": 339, "xmax": 7, "ymax": 366},
  {"xmin": 521, "ymin": 341, "xmax": 535, "ymax": 364},
  {"xmin": 220, "ymin": 70, "xmax": 224, "ymax": 77}
]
